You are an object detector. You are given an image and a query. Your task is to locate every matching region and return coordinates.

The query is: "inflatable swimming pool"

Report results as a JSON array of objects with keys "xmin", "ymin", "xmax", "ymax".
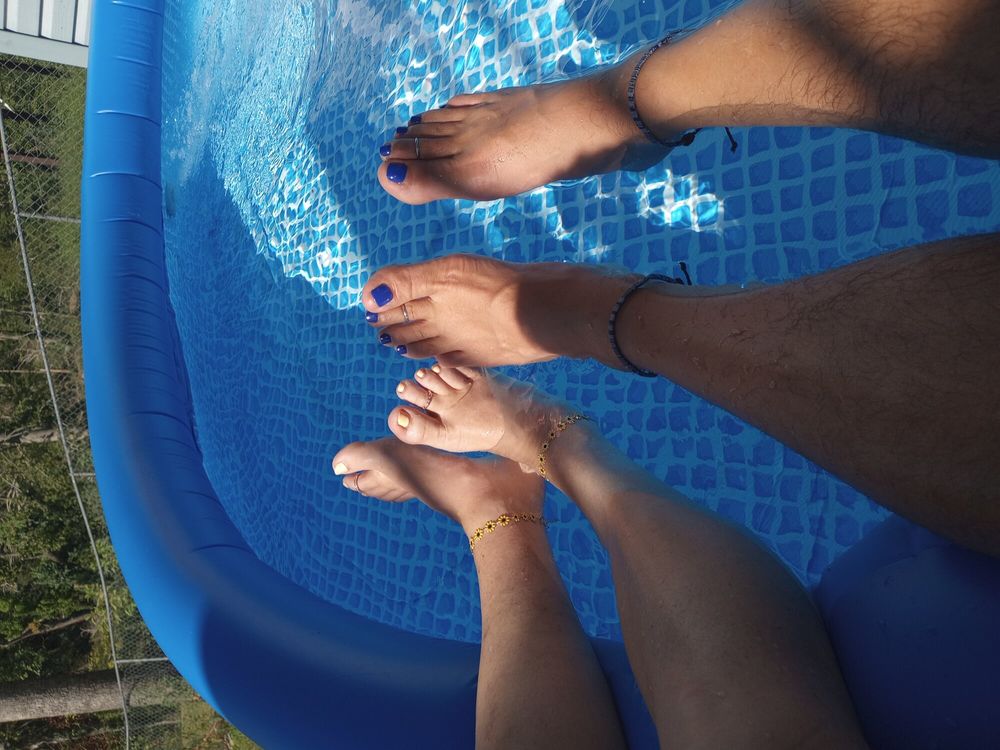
[{"xmin": 82, "ymin": 0, "xmax": 1000, "ymax": 746}]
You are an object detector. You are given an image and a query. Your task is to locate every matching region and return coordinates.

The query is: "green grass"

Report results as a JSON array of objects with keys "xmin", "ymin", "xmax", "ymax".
[{"xmin": 1, "ymin": 57, "xmax": 262, "ymax": 750}]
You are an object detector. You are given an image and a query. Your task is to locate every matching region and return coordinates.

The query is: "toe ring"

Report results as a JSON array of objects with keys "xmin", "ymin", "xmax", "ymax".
[
  {"xmin": 423, "ymin": 389, "xmax": 434, "ymax": 410},
  {"xmin": 401, "ymin": 303, "xmax": 411, "ymax": 323},
  {"xmin": 353, "ymin": 473, "xmax": 366, "ymax": 497},
  {"xmin": 414, "ymin": 137, "xmax": 421, "ymax": 159}
]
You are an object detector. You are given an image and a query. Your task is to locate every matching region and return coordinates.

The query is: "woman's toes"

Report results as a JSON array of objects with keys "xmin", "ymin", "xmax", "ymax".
[
  {"xmin": 388, "ymin": 406, "xmax": 449, "ymax": 449},
  {"xmin": 413, "ymin": 367, "xmax": 452, "ymax": 394},
  {"xmin": 377, "ymin": 158, "xmax": 461, "ymax": 204},
  {"xmin": 435, "ymin": 366, "xmax": 475, "ymax": 391},
  {"xmin": 395, "ymin": 379, "xmax": 437, "ymax": 410},
  {"xmin": 331, "ymin": 440, "xmax": 387, "ymax": 477},
  {"xmin": 344, "ymin": 471, "xmax": 406, "ymax": 502},
  {"xmin": 435, "ymin": 350, "xmax": 479, "ymax": 369},
  {"xmin": 456, "ymin": 366, "xmax": 485, "ymax": 381}
]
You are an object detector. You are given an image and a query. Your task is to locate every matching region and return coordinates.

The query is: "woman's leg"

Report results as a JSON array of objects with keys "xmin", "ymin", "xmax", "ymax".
[
  {"xmin": 386, "ymin": 367, "xmax": 869, "ymax": 748},
  {"xmin": 331, "ymin": 439, "xmax": 626, "ymax": 750},
  {"xmin": 377, "ymin": 0, "xmax": 1000, "ymax": 202}
]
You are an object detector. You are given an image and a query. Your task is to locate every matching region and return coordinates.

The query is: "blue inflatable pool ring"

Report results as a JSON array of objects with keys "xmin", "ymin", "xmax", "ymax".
[{"xmin": 81, "ymin": 0, "xmax": 1000, "ymax": 747}]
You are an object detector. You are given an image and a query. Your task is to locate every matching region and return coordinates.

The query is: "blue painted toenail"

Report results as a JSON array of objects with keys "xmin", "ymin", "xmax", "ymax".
[
  {"xmin": 395, "ymin": 344, "xmax": 408, "ymax": 355},
  {"xmin": 386, "ymin": 163, "xmax": 407, "ymax": 184},
  {"xmin": 372, "ymin": 284, "xmax": 393, "ymax": 307},
  {"xmin": 365, "ymin": 311, "xmax": 379, "ymax": 323},
  {"xmin": 395, "ymin": 126, "xmax": 408, "ymax": 135},
  {"xmin": 379, "ymin": 143, "xmax": 391, "ymax": 158},
  {"xmin": 409, "ymin": 114, "xmax": 422, "ymax": 124},
  {"xmin": 379, "ymin": 333, "xmax": 391, "ymax": 345}
]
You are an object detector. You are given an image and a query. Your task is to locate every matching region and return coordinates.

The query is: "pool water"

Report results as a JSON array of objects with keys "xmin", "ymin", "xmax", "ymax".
[{"xmin": 159, "ymin": 0, "xmax": 1000, "ymax": 643}]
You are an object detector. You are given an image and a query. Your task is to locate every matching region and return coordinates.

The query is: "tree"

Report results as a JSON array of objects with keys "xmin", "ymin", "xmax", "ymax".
[{"xmin": 0, "ymin": 667, "xmax": 187, "ymax": 723}]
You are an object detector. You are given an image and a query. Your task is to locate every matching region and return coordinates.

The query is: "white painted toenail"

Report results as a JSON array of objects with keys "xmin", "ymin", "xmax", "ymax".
[
  {"xmin": 397, "ymin": 411, "xmax": 411, "ymax": 428},
  {"xmin": 431, "ymin": 365, "xmax": 441, "ymax": 373},
  {"xmin": 333, "ymin": 462, "xmax": 348, "ymax": 475},
  {"xmin": 416, "ymin": 369, "xmax": 426, "ymax": 379},
  {"xmin": 396, "ymin": 383, "xmax": 405, "ymax": 394}
]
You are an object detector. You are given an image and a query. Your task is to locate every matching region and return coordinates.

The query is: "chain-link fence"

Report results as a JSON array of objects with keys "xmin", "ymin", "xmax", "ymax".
[{"xmin": 1, "ymin": 53, "xmax": 258, "ymax": 750}]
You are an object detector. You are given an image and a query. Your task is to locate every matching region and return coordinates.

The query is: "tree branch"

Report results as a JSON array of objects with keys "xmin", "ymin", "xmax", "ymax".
[{"xmin": 0, "ymin": 613, "xmax": 91, "ymax": 650}]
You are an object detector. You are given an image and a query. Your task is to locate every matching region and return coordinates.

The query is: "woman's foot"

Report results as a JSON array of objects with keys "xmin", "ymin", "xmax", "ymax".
[
  {"xmin": 386, "ymin": 364, "xmax": 572, "ymax": 470},
  {"xmin": 375, "ymin": 56, "xmax": 673, "ymax": 204},
  {"xmin": 331, "ymin": 438, "xmax": 543, "ymax": 534},
  {"xmin": 362, "ymin": 253, "xmax": 641, "ymax": 367}
]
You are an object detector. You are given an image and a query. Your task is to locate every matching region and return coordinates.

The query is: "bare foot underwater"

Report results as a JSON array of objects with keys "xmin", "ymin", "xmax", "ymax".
[
  {"xmin": 376, "ymin": 0, "xmax": 1000, "ymax": 203},
  {"xmin": 340, "ymin": 367, "xmax": 869, "ymax": 748}
]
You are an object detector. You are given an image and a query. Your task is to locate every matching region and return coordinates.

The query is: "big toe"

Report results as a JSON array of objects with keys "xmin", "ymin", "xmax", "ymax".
[
  {"xmin": 332, "ymin": 439, "xmax": 394, "ymax": 478},
  {"xmin": 377, "ymin": 158, "xmax": 462, "ymax": 205},
  {"xmin": 389, "ymin": 406, "xmax": 454, "ymax": 451}
]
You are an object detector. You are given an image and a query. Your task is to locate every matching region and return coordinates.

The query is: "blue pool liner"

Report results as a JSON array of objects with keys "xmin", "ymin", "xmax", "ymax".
[{"xmin": 81, "ymin": 0, "xmax": 1000, "ymax": 747}]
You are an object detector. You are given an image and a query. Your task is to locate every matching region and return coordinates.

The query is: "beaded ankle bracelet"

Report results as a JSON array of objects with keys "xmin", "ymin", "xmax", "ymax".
[
  {"xmin": 608, "ymin": 264, "xmax": 691, "ymax": 377},
  {"xmin": 627, "ymin": 35, "xmax": 738, "ymax": 153}
]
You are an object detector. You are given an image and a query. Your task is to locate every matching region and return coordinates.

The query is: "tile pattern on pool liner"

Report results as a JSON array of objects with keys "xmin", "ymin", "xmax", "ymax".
[{"xmin": 161, "ymin": 0, "xmax": 1000, "ymax": 643}]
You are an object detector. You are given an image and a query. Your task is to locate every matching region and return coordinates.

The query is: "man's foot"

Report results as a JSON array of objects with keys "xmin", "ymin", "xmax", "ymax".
[
  {"xmin": 331, "ymin": 438, "xmax": 543, "ymax": 534},
  {"xmin": 361, "ymin": 253, "xmax": 640, "ymax": 367},
  {"xmin": 375, "ymin": 57, "xmax": 672, "ymax": 204},
  {"xmin": 386, "ymin": 364, "xmax": 572, "ymax": 470}
]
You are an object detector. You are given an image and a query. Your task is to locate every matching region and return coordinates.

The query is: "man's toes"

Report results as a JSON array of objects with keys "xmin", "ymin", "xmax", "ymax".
[
  {"xmin": 366, "ymin": 297, "xmax": 433, "ymax": 328},
  {"xmin": 380, "ymin": 135, "xmax": 459, "ymax": 161},
  {"xmin": 378, "ymin": 320, "xmax": 438, "ymax": 349},
  {"xmin": 377, "ymin": 159, "xmax": 461, "ymax": 204},
  {"xmin": 392, "ymin": 337, "xmax": 449, "ymax": 361},
  {"xmin": 362, "ymin": 262, "xmax": 428, "ymax": 314},
  {"xmin": 446, "ymin": 92, "xmax": 494, "ymax": 107},
  {"xmin": 408, "ymin": 106, "xmax": 467, "ymax": 124},
  {"xmin": 395, "ymin": 379, "xmax": 437, "ymax": 410},
  {"xmin": 405, "ymin": 121, "xmax": 463, "ymax": 138},
  {"xmin": 388, "ymin": 406, "xmax": 449, "ymax": 449}
]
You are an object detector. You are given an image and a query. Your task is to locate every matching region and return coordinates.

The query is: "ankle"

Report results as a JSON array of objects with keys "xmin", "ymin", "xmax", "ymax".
[
  {"xmin": 571, "ymin": 267, "xmax": 643, "ymax": 367},
  {"xmin": 495, "ymin": 401, "xmax": 564, "ymax": 469},
  {"xmin": 461, "ymin": 509, "xmax": 549, "ymax": 549},
  {"xmin": 605, "ymin": 43, "xmax": 697, "ymax": 146}
]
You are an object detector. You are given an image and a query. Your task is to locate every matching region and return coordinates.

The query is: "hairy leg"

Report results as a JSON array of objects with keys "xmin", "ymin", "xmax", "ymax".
[
  {"xmin": 388, "ymin": 368, "xmax": 869, "ymax": 748},
  {"xmin": 632, "ymin": 0, "xmax": 1000, "ymax": 157},
  {"xmin": 361, "ymin": 234, "xmax": 1000, "ymax": 556},
  {"xmin": 330, "ymin": 440, "xmax": 626, "ymax": 750},
  {"xmin": 377, "ymin": 0, "xmax": 1000, "ymax": 201},
  {"xmin": 608, "ymin": 234, "xmax": 1000, "ymax": 557}
]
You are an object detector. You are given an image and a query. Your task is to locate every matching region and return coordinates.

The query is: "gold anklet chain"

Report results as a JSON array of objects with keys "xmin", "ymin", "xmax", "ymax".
[
  {"xmin": 467, "ymin": 414, "xmax": 589, "ymax": 550},
  {"xmin": 468, "ymin": 512, "xmax": 546, "ymax": 551},
  {"xmin": 537, "ymin": 413, "xmax": 590, "ymax": 478}
]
